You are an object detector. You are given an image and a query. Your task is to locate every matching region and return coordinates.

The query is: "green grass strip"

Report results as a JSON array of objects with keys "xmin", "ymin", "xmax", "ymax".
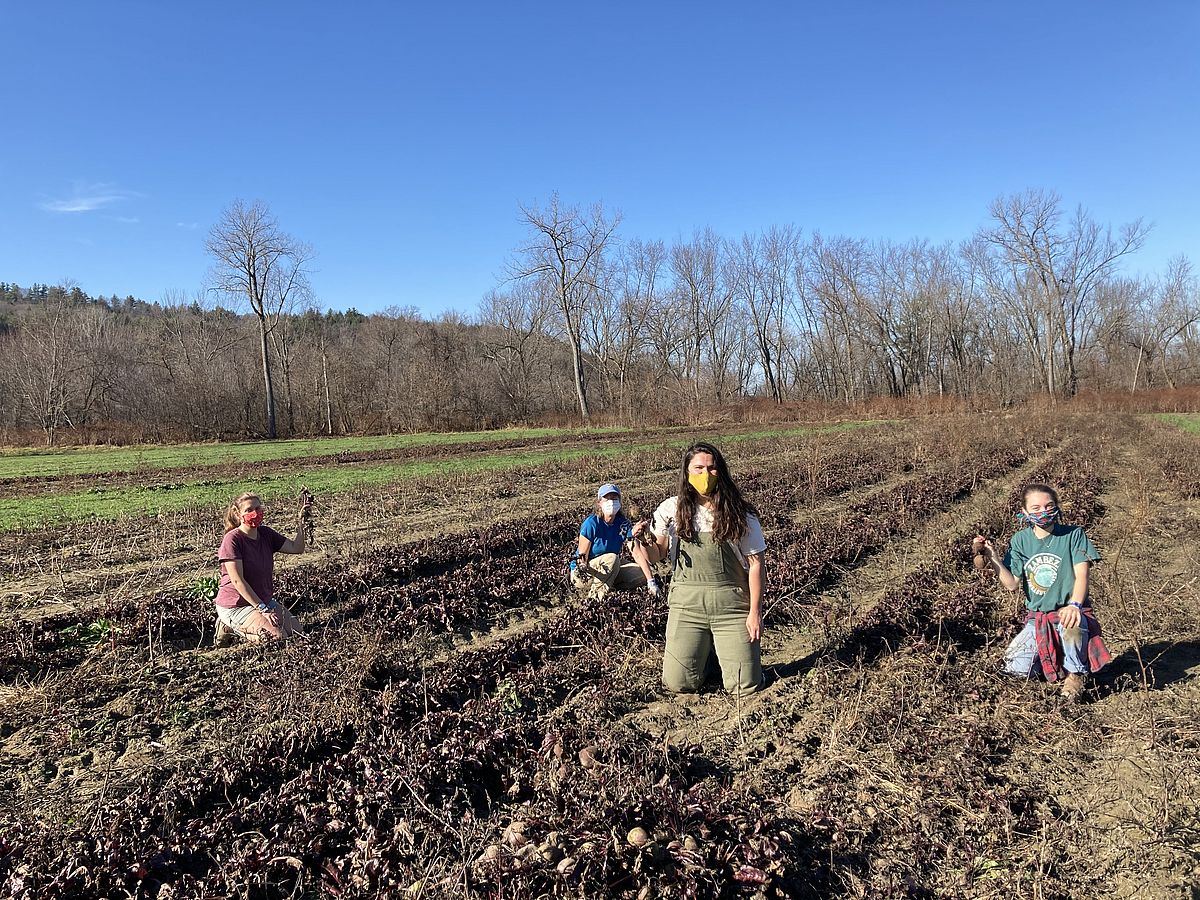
[
  {"xmin": 1153, "ymin": 412, "xmax": 1200, "ymax": 434},
  {"xmin": 0, "ymin": 421, "xmax": 882, "ymax": 533},
  {"xmin": 0, "ymin": 426, "xmax": 628, "ymax": 480}
]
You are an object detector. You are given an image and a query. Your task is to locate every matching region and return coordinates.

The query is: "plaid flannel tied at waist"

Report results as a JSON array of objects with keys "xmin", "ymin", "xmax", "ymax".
[{"xmin": 1029, "ymin": 606, "xmax": 1113, "ymax": 682}]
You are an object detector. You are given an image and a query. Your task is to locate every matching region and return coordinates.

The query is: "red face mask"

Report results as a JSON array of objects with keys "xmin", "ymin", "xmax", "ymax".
[{"xmin": 241, "ymin": 509, "xmax": 264, "ymax": 528}]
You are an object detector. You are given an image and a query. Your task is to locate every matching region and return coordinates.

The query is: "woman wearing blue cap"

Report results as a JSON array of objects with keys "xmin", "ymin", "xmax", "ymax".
[{"xmin": 570, "ymin": 483, "xmax": 662, "ymax": 599}]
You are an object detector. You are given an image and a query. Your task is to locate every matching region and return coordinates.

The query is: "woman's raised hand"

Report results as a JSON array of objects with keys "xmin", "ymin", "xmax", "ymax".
[{"xmin": 972, "ymin": 535, "xmax": 998, "ymax": 557}]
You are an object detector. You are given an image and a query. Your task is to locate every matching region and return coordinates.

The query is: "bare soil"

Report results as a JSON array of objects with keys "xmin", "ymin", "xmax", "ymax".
[{"xmin": 2, "ymin": 415, "xmax": 1197, "ymax": 899}]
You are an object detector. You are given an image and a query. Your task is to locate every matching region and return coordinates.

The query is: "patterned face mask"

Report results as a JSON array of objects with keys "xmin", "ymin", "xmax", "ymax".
[
  {"xmin": 1018, "ymin": 506, "xmax": 1058, "ymax": 528},
  {"xmin": 241, "ymin": 508, "xmax": 264, "ymax": 528}
]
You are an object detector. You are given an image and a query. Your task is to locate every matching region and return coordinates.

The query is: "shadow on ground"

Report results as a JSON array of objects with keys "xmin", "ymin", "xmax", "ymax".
[{"xmin": 1097, "ymin": 639, "xmax": 1200, "ymax": 695}]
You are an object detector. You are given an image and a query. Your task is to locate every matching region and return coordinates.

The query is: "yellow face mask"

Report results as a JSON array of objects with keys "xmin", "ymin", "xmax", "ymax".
[{"xmin": 688, "ymin": 472, "xmax": 718, "ymax": 496}]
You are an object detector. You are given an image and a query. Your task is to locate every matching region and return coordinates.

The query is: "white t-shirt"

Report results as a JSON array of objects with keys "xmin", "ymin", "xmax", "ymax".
[{"xmin": 652, "ymin": 496, "xmax": 767, "ymax": 570}]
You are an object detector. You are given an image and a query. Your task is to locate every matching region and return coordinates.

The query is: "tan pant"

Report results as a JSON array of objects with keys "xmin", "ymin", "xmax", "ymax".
[{"xmin": 571, "ymin": 552, "xmax": 647, "ymax": 598}]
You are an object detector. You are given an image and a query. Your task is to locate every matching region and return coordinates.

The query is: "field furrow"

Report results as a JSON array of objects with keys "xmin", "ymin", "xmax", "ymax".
[{"xmin": 3, "ymin": 415, "xmax": 1197, "ymax": 899}]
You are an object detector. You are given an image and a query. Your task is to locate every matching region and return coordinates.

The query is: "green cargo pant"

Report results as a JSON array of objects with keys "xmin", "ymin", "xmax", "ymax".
[{"xmin": 662, "ymin": 532, "xmax": 762, "ymax": 695}]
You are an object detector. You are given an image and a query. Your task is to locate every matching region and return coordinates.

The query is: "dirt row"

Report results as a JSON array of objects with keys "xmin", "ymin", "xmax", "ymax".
[
  {"xmin": 3, "ymin": 416, "xmax": 1196, "ymax": 898},
  {"xmin": 624, "ymin": 417, "xmax": 1200, "ymax": 898},
  {"xmin": 1, "ymin": 422, "xmax": 1040, "ymax": 897},
  {"xmin": 0, "ymin": 425, "xmax": 915, "ymax": 616},
  {"xmin": 0, "ymin": 429, "xmax": 926, "ymax": 811}
]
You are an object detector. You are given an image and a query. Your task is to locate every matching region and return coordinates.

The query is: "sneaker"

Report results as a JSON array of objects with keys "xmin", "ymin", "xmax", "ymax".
[
  {"xmin": 646, "ymin": 577, "xmax": 663, "ymax": 598},
  {"xmin": 1060, "ymin": 672, "xmax": 1086, "ymax": 703}
]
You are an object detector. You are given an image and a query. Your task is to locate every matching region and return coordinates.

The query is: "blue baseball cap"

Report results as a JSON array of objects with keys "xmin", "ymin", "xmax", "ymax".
[{"xmin": 597, "ymin": 483, "xmax": 621, "ymax": 498}]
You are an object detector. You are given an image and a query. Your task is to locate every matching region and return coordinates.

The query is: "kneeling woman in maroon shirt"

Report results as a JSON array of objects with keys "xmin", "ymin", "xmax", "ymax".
[{"xmin": 213, "ymin": 491, "xmax": 307, "ymax": 642}]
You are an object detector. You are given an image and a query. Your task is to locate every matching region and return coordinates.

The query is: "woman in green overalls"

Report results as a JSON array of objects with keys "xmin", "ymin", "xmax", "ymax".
[{"xmin": 652, "ymin": 442, "xmax": 767, "ymax": 695}]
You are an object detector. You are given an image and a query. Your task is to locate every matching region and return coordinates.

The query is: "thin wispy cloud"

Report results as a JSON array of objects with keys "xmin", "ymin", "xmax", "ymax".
[
  {"xmin": 176, "ymin": 221, "xmax": 199, "ymax": 229},
  {"xmin": 40, "ymin": 181, "xmax": 139, "ymax": 213},
  {"xmin": 111, "ymin": 215, "xmax": 140, "ymax": 224}
]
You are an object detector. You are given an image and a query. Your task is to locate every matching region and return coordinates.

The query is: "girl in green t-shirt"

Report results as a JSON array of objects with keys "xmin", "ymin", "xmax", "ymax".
[{"xmin": 974, "ymin": 483, "xmax": 1111, "ymax": 703}]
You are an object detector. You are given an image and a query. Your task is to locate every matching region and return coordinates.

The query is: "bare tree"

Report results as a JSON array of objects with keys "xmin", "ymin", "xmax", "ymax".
[
  {"xmin": 1104, "ymin": 259, "xmax": 1200, "ymax": 392},
  {"xmin": 480, "ymin": 282, "xmax": 555, "ymax": 420},
  {"xmin": 266, "ymin": 267, "xmax": 316, "ymax": 435},
  {"xmin": 671, "ymin": 229, "xmax": 738, "ymax": 406},
  {"xmin": 3, "ymin": 283, "xmax": 79, "ymax": 444},
  {"xmin": 805, "ymin": 235, "xmax": 874, "ymax": 402},
  {"xmin": 206, "ymin": 199, "xmax": 314, "ymax": 437},
  {"xmin": 157, "ymin": 290, "xmax": 248, "ymax": 437},
  {"xmin": 610, "ymin": 239, "xmax": 665, "ymax": 420},
  {"xmin": 359, "ymin": 307, "xmax": 419, "ymax": 432},
  {"xmin": 980, "ymin": 190, "xmax": 1148, "ymax": 398},
  {"xmin": 729, "ymin": 226, "xmax": 800, "ymax": 403},
  {"xmin": 318, "ymin": 316, "xmax": 335, "ymax": 435},
  {"xmin": 1153, "ymin": 258, "xmax": 1200, "ymax": 388},
  {"xmin": 512, "ymin": 194, "xmax": 620, "ymax": 422}
]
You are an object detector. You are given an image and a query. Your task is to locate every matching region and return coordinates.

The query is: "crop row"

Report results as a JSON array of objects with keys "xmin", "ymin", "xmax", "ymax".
[
  {"xmin": 763, "ymin": 436, "xmax": 1037, "ymax": 622},
  {"xmin": 0, "ymin": 436, "xmax": 916, "ymax": 685},
  {"xmin": 0, "ymin": 431, "xmax": 634, "ymax": 493},
  {"xmin": 837, "ymin": 446, "xmax": 1105, "ymax": 663},
  {"xmin": 0, "ymin": 434, "xmax": 1033, "ymax": 898},
  {"xmin": 760, "ymin": 448, "xmax": 1109, "ymax": 896}
]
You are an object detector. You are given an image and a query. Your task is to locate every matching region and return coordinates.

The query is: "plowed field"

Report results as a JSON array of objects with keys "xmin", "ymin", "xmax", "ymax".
[{"xmin": 1, "ymin": 416, "xmax": 1197, "ymax": 899}]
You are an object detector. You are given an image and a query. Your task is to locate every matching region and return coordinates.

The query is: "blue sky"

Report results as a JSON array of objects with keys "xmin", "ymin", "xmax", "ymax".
[{"xmin": 2, "ymin": 1, "xmax": 1197, "ymax": 315}]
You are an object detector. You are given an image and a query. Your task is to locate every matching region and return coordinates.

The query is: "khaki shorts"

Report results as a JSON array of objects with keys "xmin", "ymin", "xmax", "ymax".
[{"xmin": 215, "ymin": 603, "xmax": 260, "ymax": 633}]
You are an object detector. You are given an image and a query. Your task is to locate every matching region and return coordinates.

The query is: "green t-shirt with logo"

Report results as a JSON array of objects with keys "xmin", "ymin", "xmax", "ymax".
[{"xmin": 1003, "ymin": 524, "xmax": 1101, "ymax": 612}]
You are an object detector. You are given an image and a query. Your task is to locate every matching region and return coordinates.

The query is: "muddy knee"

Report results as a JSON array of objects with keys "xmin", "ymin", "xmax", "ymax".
[
  {"xmin": 662, "ymin": 652, "xmax": 705, "ymax": 693},
  {"xmin": 662, "ymin": 670, "xmax": 703, "ymax": 693}
]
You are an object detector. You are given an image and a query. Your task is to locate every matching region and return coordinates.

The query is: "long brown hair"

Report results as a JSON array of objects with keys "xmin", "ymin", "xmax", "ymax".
[
  {"xmin": 223, "ymin": 492, "xmax": 261, "ymax": 532},
  {"xmin": 675, "ymin": 442, "xmax": 756, "ymax": 544}
]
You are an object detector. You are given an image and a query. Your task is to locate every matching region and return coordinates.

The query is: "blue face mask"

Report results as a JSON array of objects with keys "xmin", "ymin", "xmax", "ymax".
[{"xmin": 1018, "ymin": 507, "xmax": 1059, "ymax": 528}]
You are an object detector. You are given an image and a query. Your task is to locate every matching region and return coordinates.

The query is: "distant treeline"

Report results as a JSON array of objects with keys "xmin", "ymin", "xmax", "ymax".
[{"xmin": 2, "ymin": 189, "xmax": 1197, "ymax": 444}]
